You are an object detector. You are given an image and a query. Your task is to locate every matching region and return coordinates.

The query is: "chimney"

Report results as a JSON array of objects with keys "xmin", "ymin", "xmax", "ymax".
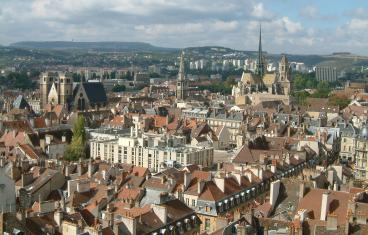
[
  {"xmin": 198, "ymin": 180, "xmax": 205, "ymax": 194},
  {"xmin": 54, "ymin": 209, "xmax": 63, "ymax": 227},
  {"xmin": 245, "ymin": 172, "xmax": 252, "ymax": 183},
  {"xmin": 102, "ymin": 170, "xmax": 109, "ymax": 181},
  {"xmin": 333, "ymin": 182, "xmax": 338, "ymax": 191},
  {"xmin": 45, "ymin": 118, "xmax": 51, "ymax": 127},
  {"xmin": 299, "ymin": 182, "xmax": 305, "ymax": 200},
  {"xmin": 287, "ymin": 126, "xmax": 291, "ymax": 137},
  {"xmin": 270, "ymin": 180, "xmax": 280, "ymax": 206},
  {"xmin": 152, "ymin": 204, "xmax": 167, "ymax": 224},
  {"xmin": 217, "ymin": 162, "xmax": 222, "ymax": 171},
  {"xmin": 29, "ymin": 118, "xmax": 35, "ymax": 128},
  {"xmin": 77, "ymin": 163, "xmax": 82, "ymax": 177},
  {"xmin": 161, "ymin": 175, "xmax": 166, "ymax": 184},
  {"xmin": 233, "ymin": 173, "xmax": 242, "ymax": 185},
  {"xmin": 214, "ymin": 177, "xmax": 225, "ymax": 192},
  {"xmin": 271, "ymin": 165, "xmax": 276, "ymax": 173},
  {"xmin": 121, "ymin": 215, "xmax": 136, "ymax": 235},
  {"xmin": 320, "ymin": 192, "xmax": 330, "ymax": 221},
  {"xmin": 65, "ymin": 165, "xmax": 70, "ymax": 177},
  {"xmin": 184, "ymin": 172, "xmax": 191, "ymax": 190},
  {"xmin": 257, "ymin": 168, "xmax": 263, "ymax": 180},
  {"xmin": 88, "ymin": 160, "xmax": 93, "ymax": 178},
  {"xmin": 327, "ymin": 170, "xmax": 334, "ymax": 188},
  {"xmin": 40, "ymin": 139, "xmax": 46, "ymax": 151},
  {"xmin": 45, "ymin": 135, "xmax": 53, "ymax": 145}
]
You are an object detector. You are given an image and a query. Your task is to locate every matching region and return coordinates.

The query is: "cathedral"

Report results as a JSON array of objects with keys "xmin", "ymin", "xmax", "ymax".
[
  {"xmin": 40, "ymin": 72, "xmax": 107, "ymax": 111},
  {"xmin": 232, "ymin": 26, "xmax": 292, "ymax": 106}
]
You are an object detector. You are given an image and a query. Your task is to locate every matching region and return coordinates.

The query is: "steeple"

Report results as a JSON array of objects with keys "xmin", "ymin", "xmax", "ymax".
[
  {"xmin": 258, "ymin": 24, "xmax": 262, "ymax": 66},
  {"xmin": 176, "ymin": 51, "xmax": 187, "ymax": 100},
  {"xmin": 256, "ymin": 24, "xmax": 265, "ymax": 78},
  {"xmin": 178, "ymin": 51, "xmax": 185, "ymax": 81}
]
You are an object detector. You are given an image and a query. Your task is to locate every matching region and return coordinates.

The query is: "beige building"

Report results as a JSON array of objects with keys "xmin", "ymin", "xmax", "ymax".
[
  {"xmin": 354, "ymin": 127, "xmax": 368, "ymax": 179},
  {"xmin": 232, "ymin": 27, "xmax": 291, "ymax": 106},
  {"xmin": 90, "ymin": 124, "xmax": 213, "ymax": 172},
  {"xmin": 40, "ymin": 72, "xmax": 73, "ymax": 108}
]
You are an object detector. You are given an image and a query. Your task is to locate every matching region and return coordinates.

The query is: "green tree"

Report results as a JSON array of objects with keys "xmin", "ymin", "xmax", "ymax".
[
  {"xmin": 64, "ymin": 116, "xmax": 87, "ymax": 161},
  {"xmin": 112, "ymin": 84, "xmax": 126, "ymax": 92},
  {"xmin": 312, "ymin": 81, "xmax": 331, "ymax": 98},
  {"xmin": 328, "ymin": 95, "xmax": 350, "ymax": 109}
]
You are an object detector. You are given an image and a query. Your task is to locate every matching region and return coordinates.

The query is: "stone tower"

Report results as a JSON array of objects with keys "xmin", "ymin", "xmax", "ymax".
[
  {"xmin": 278, "ymin": 54, "xmax": 291, "ymax": 95},
  {"xmin": 59, "ymin": 72, "xmax": 73, "ymax": 106},
  {"xmin": 40, "ymin": 72, "xmax": 56, "ymax": 108},
  {"xmin": 176, "ymin": 51, "xmax": 188, "ymax": 101}
]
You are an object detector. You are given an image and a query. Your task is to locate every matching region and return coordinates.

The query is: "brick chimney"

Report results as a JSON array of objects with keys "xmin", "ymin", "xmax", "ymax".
[
  {"xmin": 320, "ymin": 191, "xmax": 330, "ymax": 221},
  {"xmin": 197, "ymin": 180, "xmax": 205, "ymax": 194},
  {"xmin": 184, "ymin": 172, "xmax": 191, "ymax": 190},
  {"xmin": 152, "ymin": 204, "xmax": 167, "ymax": 224},
  {"xmin": 214, "ymin": 177, "xmax": 225, "ymax": 192}
]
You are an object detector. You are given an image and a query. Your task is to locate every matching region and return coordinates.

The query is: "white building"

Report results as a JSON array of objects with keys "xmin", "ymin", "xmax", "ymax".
[{"xmin": 89, "ymin": 121, "xmax": 213, "ymax": 172}]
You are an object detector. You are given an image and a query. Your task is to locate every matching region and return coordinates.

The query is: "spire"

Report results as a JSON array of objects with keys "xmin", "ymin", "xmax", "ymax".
[
  {"xmin": 178, "ymin": 51, "xmax": 185, "ymax": 81},
  {"xmin": 258, "ymin": 24, "xmax": 262, "ymax": 66},
  {"xmin": 256, "ymin": 23, "xmax": 265, "ymax": 78}
]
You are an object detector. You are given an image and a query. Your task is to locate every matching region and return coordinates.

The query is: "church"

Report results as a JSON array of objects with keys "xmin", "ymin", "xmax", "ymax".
[
  {"xmin": 232, "ymin": 26, "xmax": 292, "ymax": 106},
  {"xmin": 40, "ymin": 72, "xmax": 107, "ymax": 111}
]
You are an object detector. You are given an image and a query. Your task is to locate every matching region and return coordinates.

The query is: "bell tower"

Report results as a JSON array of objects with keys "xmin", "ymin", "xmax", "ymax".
[
  {"xmin": 278, "ymin": 54, "xmax": 291, "ymax": 95},
  {"xmin": 40, "ymin": 72, "xmax": 54, "ymax": 108},
  {"xmin": 59, "ymin": 72, "xmax": 73, "ymax": 106},
  {"xmin": 176, "ymin": 51, "xmax": 188, "ymax": 101}
]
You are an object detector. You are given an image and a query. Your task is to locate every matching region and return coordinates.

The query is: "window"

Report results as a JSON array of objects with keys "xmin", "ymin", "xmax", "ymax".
[
  {"xmin": 205, "ymin": 219, "xmax": 210, "ymax": 231},
  {"xmin": 185, "ymin": 198, "xmax": 189, "ymax": 205},
  {"xmin": 205, "ymin": 206, "xmax": 211, "ymax": 212},
  {"xmin": 191, "ymin": 199, "xmax": 196, "ymax": 207}
]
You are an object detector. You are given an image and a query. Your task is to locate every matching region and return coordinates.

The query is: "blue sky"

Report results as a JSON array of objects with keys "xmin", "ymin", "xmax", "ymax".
[{"xmin": 1, "ymin": 0, "xmax": 368, "ymax": 55}]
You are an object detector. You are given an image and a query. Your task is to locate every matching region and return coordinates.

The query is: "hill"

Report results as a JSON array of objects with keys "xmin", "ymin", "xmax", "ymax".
[{"xmin": 10, "ymin": 41, "xmax": 178, "ymax": 52}]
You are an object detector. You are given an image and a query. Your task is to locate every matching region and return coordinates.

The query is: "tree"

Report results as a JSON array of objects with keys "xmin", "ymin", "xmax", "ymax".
[
  {"xmin": 312, "ymin": 81, "xmax": 331, "ymax": 98},
  {"xmin": 328, "ymin": 95, "xmax": 350, "ymax": 109},
  {"xmin": 112, "ymin": 84, "xmax": 126, "ymax": 92},
  {"xmin": 64, "ymin": 116, "xmax": 87, "ymax": 161}
]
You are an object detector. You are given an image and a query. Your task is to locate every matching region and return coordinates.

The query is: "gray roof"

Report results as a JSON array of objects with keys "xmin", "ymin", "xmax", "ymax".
[
  {"xmin": 74, "ymin": 82, "xmax": 107, "ymax": 104},
  {"xmin": 13, "ymin": 95, "xmax": 30, "ymax": 109}
]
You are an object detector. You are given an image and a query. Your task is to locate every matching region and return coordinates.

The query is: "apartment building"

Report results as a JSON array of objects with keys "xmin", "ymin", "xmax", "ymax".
[{"xmin": 90, "ymin": 126, "xmax": 213, "ymax": 172}]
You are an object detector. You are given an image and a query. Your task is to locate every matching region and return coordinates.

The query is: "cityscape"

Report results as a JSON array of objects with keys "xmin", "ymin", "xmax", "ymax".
[{"xmin": 1, "ymin": 1, "xmax": 368, "ymax": 235}]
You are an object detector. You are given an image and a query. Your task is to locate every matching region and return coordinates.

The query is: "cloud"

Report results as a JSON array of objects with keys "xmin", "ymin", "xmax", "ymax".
[
  {"xmin": 251, "ymin": 3, "xmax": 274, "ymax": 20},
  {"xmin": 1, "ymin": 0, "xmax": 368, "ymax": 55},
  {"xmin": 346, "ymin": 18, "xmax": 368, "ymax": 31},
  {"xmin": 300, "ymin": 5, "xmax": 319, "ymax": 19},
  {"xmin": 345, "ymin": 7, "xmax": 368, "ymax": 19}
]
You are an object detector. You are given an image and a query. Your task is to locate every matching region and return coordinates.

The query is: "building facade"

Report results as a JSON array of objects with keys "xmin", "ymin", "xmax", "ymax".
[
  {"xmin": 90, "ymin": 127, "xmax": 213, "ymax": 172},
  {"xmin": 316, "ymin": 66, "xmax": 337, "ymax": 82}
]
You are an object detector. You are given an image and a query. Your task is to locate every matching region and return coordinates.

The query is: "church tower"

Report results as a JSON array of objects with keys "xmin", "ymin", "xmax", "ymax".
[
  {"xmin": 176, "ymin": 51, "xmax": 188, "ymax": 100},
  {"xmin": 40, "ymin": 72, "xmax": 55, "ymax": 108},
  {"xmin": 278, "ymin": 54, "xmax": 292, "ymax": 95},
  {"xmin": 59, "ymin": 72, "xmax": 73, "ymax": 107},
  {"xmin": 255, "ymin": 24, "xmax": 266, "ymax": 78}
]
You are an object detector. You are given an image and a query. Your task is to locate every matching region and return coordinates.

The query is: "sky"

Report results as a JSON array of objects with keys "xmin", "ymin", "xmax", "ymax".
[{"xmin": 1, "ymin": 0, "xmax": 368, "ymax": 55}]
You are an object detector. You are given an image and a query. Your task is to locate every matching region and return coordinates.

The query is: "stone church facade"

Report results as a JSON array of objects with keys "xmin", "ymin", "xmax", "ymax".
[
  {"xmin": 232, "ymin": 26, "xmax": 292, "ymax": 106},
  {"xmin": 39, "ymin": 72, "xmax": 107, "ymax": 111}
]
